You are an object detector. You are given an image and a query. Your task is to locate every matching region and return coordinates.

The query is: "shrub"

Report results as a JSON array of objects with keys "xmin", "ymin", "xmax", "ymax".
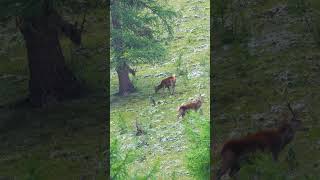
[
  {"xmin": 111, "ymin": 136, "xmax": 160, "ymax": 180},
  {"xmin": 183, "ymin": 112, "xmax": 210, "ymax": 179}
]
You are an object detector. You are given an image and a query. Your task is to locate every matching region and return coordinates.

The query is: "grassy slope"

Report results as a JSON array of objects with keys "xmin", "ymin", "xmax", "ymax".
[
  {"xmin": 0, "ymin": 10, "xmax": 106, "ymax": 179},
  {"xmin": 110, "ymin": 0, "xmax": 209, "ymax": 179},
  {"xmin": 213, "ymin": 0, "xmax": 320, "ymax": 179}
]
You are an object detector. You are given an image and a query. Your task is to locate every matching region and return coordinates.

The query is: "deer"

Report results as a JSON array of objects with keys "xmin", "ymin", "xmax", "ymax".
[
  {"xmin": 215, "ymin": 103, "xmax": 302, "ymax": 180},
  {"xmin": 177, "ymin": 95, "xmax": 204, "ymax": 119},
  {"xmin": 155, "ymin": 74, "xmax": 176, "ymax": 95}
]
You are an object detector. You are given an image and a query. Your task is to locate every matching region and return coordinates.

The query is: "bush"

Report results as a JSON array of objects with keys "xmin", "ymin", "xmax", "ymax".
[
  {"xmin": 176, "ymin": 52, "xmax": 188, "ymax": 76},
  {"xmin": 183, "ymin": 112, "xmax": 210, "ymax": 180},
  {"xmin": 110, "ymin": 137, "xmax": 137, "ymax": 179},
  {"xmin": 116, "ymin": 113, "xmax": 128, "ymax": 134},
  {"xmin": 110, "ymin": 136, "xmax": 160, "ymax": 180}
]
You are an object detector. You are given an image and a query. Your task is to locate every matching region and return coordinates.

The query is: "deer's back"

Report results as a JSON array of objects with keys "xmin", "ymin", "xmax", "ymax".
[{"xmin": 221, "ymin": 129, "xmax": 283, "ymax": 156}]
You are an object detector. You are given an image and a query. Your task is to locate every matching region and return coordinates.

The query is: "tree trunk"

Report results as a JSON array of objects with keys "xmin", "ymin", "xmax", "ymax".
[
  {"xmin": 111, "ymin": 0, "xmax": 135, "ymax": 96},
  {"xmin": 116, "ymin": 66, "xmax": 135, "ymax": 96},
  {"xmin": 20, "ymin": 16, "xmax": 84, "ymax": 107}
]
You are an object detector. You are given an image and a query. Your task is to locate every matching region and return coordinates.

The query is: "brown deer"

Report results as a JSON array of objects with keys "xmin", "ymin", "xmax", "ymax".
[
  {"xmin": 216, "ymin": 103, "xmax": 302, "ymax": 180},
  {"xmin": 177, "ymin": 95, "xmax": 204, "ymax": 118},
  {"xmin": 155, "ymin": 75, "xmax": 176, "ymax": 95}
]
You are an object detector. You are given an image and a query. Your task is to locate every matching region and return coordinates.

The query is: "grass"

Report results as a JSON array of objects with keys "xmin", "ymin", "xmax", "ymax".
[
  {"xmin": 110, "ymin": 0, "xmax": 210, "ymax": 179},
  {"xmin": 0, "ymin": 9, "xmax": 107, "ymax": 179},
  {"xmin": 213, "ymin": 0, "xmax": 320, "ymax": 179}
]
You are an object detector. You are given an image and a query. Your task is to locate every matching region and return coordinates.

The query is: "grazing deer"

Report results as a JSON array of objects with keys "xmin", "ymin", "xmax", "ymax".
[
  {"xmin": 155, "ymin": 75, "xmax": 176, "ymax": 95},
  {"xmin": 177, "ymin": 95, "xmax": 204, "ymax": 119},
  {"xmin": 216, "ymin": 103, "xmax": 302, "ymax": 180}
]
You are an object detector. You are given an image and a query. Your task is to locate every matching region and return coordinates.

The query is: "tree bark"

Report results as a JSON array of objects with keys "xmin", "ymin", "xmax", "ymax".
[
  {"xmin": 111, "ymin": 1, "xmax": 135, "ymax": 96},
  {"xmin": 19, "ymin": 15, "xmax": 84, "ymax": 107},
  {"xmin": 116, "ymin": 65, "xmax": 135, "ymax": 96}
]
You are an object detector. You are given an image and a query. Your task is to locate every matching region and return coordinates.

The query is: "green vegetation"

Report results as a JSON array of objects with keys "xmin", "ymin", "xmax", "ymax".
[
  {"xmin": 111, "ymin": 0, "xmax": 177, "ymax": 95},
  {"xmin": 110, "ymin": 0, "xmax": 210, "ymax": 179},
  {"xmin": 0, "ymin": 6, "xmax": 106, "ymax": 180},
  {"xmin": 184, "ymin": 112, "xmax": 210, "ymax": 180},
  {"xmin": 238, "ymin": 153, "xmax": 287, "ymax": 180},
  {"xmin": 213, "ymin": 0, "xmax": 320, "ymax": 179}
]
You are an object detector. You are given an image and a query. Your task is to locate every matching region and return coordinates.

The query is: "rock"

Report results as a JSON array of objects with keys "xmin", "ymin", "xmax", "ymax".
[
  {"xmin": 155, "ymin": 72, "xmax": 167, "ymax": 77},
  {"xmin": 270, "ymin": 104, "xmax": 284, "ymax": 113},
  {"xmin": 251, "ymin": 113, "xmax": 267, "ymax": 121},
  {"xmin": 188, "ymin": 69, "xmax": 203, "ymax": 78}
]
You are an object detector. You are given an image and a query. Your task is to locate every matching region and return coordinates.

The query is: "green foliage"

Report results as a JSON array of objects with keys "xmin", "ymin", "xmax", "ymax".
[
  {"xmin": 110, "ymin": 0, "xmax": 210, "ymax": 178},
  {"xmin": 287, "ymin": 0, "xmax": 320, "ymax": 46},
  {"xmin": 131, "ymin": 160, "xmax": 160, "ymax": 180},
  {"xmin": 0, "ymin": 4, "xmax": 106, "ymax": 179},
  {"xmin": 116, "ymin": 113, "xmax": 128, "ymax": 134},
  {"xmin": 0, "ymin": 0, "xmax": 98, "ymax": 18},
  {"xmin": 212, "ymin": 0, "xmax": 251, "ymax": 45},
  {"xmin": 111, "ymin": 137, "xmax": 137, "ymax": 179},
  {"xmin": 303, "ymin": 174, "xmax": 319, "ymax": 180},
  {"xmin": 175, "ymin": 52, "xmax": 188, "ymax": 76},
  {"xmin": 110, "ymin": 0, "xmax": 177, "ymax": 68},
  {"xmin": 171, "ymin": 171, "xmax": 177, "ymax": 180},
  {"xmin": 183, "ymin": 112, "xmax": 210, "ymax": 180},
  {"xmin": 285, "ymin": 146, "xmax": 299, "ymax": 172},
  {"xmin": 238, "ymin": 153, "xmax": 287, "ymax": 180},
  {"xmin": 111, "ymin": 135, "xmax": 160, "ymax": 179},
  {"xmin": 287, "ymin": 0, "xmax": 308, "ymax": 16},
  {"xmin": 23, "ymin": 159, "xmax": 41, "ymax": 180}
]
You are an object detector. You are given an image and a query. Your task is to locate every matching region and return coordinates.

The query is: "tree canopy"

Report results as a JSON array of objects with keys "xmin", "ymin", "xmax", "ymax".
[
  {"xmin": 110, "ymin": 0, "xmax": 177, "ymax": 69},
  {"xmin": 0, "ymin": 0, "xmax": 103, "ymax": 16}
]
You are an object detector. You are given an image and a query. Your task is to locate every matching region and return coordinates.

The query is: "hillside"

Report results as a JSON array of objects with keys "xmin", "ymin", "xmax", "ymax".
[
  {"xmin": 110, "ymin": 0, "xmax": 210, "ymax": 179},
  {"xmin": 0, "ymin": 9, "xmax": 107, "ymax": 179},
  {"xmin": 213, "ymin": 0, "xmax": 320, "ymax": 179}
]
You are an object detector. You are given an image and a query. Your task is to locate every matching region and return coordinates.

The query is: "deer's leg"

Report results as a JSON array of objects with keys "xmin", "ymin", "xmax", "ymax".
[
  {"xmin": 216, "ymin": 150, "xmax": 236, "ymax": 180},
  {"xmin": 180, "ymin": 109, "xmax": 186, "ymax": 118},
  {"xmin": 167, "ymin": 86, "xmax": 171, "ymax": 94},
  {"xmin": 199, "ymin": 108, "xmax": 203, "ymax": 115},
  {"xmin": 271, "ymin": 149, "xmax": 279, "ymax": 162},
  {"xmin": 172, "ymin": 83, "xmax": 175, "ymax": 94},
  {"xmin": 229, "ymin": 162, "xmax": 240, "ymax": 177}
]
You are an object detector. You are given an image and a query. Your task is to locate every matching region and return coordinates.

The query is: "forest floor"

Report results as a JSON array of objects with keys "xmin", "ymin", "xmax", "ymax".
[
  {"xmin": 213, "ymin": 0, "xmax": 320, "ymax": 179},
  {"xmin": 110, "ymin": 0, "xmax": 210, "ymax": 179},
  {"xmin": 0, "ymin": 10, "xmax": 106, "ymax": 179}
]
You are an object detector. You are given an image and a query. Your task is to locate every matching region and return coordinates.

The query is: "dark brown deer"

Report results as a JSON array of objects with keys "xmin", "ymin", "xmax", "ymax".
[
  {"xmin": 216, "ymin": 103, "xmax": 302, "ymax": 180},
  {"xmin": 155, "ymin": 75, "xmax": 176, "ymax": 95},
  {"xmin": 177, "ymin": 95, "xmax": 204, "ymax": 118}
]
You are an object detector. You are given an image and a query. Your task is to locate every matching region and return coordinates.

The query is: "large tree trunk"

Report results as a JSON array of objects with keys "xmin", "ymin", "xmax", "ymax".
[
  {"xmin": 116, "ymin": 66, "xmax": 135, "ymax": 96},
  {"xmin": 111, "ymin": 0, "xmax": 135, "ymax": 96},
  {"xmin": 19, "ymin": 16, "xmax": 84, "ymax": 107}
]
